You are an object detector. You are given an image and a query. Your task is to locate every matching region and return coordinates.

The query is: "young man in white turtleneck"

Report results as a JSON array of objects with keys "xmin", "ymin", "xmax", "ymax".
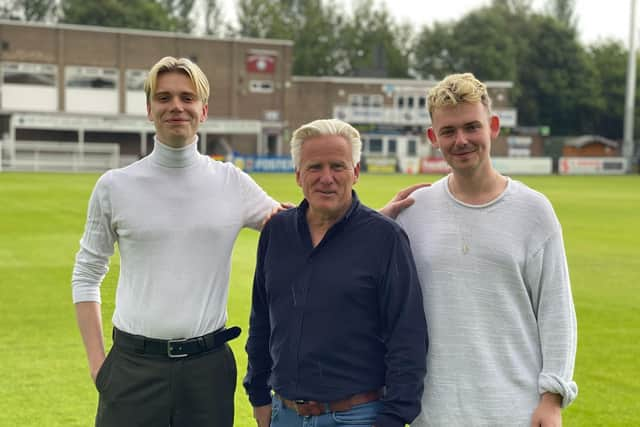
[
  {"xmin": 72, "ymin": 56, "xmax": 279, "ymax": 426},
  {"xmin": 396, "ymin": 73, "xmax": 578, "ymax": 427}
]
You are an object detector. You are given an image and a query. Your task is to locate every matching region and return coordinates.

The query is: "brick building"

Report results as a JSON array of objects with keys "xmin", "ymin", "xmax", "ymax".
[{"xmin": 0, "ymin": 20, "xmax": 517, "ymax": 170}]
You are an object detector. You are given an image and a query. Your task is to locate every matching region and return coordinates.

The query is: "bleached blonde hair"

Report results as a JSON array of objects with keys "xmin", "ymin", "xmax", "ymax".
[
  {"xmin": 144, "ymin": 56, "xmax": 210, "ymax": 104},
  {"xmin": 427, "ymin": 73, "xmax": 492, "ymax": 117},
  {"xmin": 290, "ymin": 119, "xmax": 362, "ymax": 169}
]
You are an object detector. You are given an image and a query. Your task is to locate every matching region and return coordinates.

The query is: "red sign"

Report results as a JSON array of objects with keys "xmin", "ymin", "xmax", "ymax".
[{"xmin": 246, "ymin": 54, "xmax": 276, "ymax": 73}]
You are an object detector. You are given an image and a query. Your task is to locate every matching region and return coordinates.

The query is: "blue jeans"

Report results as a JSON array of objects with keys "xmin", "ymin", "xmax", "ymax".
[{"xmin": 270, "ymin": 395, "xmax": 382, "ymax": 427}]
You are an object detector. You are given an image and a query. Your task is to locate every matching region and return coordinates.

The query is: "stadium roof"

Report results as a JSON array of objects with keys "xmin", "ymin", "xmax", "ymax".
[{"xmin": 564, "ymin": 135, "xmax": 620, "ymax": 149}]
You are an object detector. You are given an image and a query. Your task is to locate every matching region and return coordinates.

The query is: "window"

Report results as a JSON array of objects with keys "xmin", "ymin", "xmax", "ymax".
[
  {"xmin": 349, "ymin": 94, "xmax": 383, "ymax": 107},
  {"xmin": 407, "ymin": 139, "xmax": 417, "ymax": 156},
  {"xmin": 249, "ymin": 80, "xmax": 274, "ymax": 93},
  {"xmin": 407, "ymin": 97, "xmax": 414, "ymax": 108},
  {"xmin": 369, "ymin": 138, "xmax": 383, "ymax": 153},
  {"xmin": 418, "ymin": 96, "xmax": 426, "ymax": 108},
  {"xmin": 397, "ymin": 96, "xmax": 404, "ymax": 108},
  {"xmin": 126, "ymin": 70, "xmax": 147, "ymax": 91},
  {"xmin": 2, "ymin": 62, "xmax": 56, "ymax": 86},
  {"xmin": 388, "ymin": 139, "xmax": 397, "ymax": 154},
  {"xmin": 66, "ymin": 66, "xmax": 118, "ymax": 89}
]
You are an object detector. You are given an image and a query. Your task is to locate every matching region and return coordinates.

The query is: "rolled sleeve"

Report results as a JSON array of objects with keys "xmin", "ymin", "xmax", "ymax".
[{"xmin": 528, "ymin": 229, "xmax": 578, "ymax": 408}]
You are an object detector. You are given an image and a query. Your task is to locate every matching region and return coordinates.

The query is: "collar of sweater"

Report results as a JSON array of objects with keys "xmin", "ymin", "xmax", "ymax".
[{"xmin": 150, "ymin": 136, "xmax": 199, "ymax": 168}]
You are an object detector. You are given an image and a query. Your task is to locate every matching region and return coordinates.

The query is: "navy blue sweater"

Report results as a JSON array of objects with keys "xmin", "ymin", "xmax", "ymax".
[{"xmin": 244, "ymin": 193, "xmax": 428, "ymax": 427}]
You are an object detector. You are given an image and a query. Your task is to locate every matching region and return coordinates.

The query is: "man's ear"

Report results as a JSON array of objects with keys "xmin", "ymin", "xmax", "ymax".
[
  {"xmin": 200, "ymin": 103, "xmax": 209, "ymax": 122},
  {"xmin": 490, "ymin": 115, "xmax": 501, "ymax": 139},
  {"xmin": 427, "ymin": 127, "xmax": 439, "ymax": 148}
]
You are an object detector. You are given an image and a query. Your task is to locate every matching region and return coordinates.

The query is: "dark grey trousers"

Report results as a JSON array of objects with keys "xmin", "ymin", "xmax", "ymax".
[{"xmin": 94, "ymin": 342, "xmax": 236, "ymax": 427}]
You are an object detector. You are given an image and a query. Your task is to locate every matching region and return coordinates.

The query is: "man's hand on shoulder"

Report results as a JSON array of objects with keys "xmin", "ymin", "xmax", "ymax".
[
  {"xmin": 253, "ymin": 404, "xmax": 272, "ymax": 427},
  {"xmin": 379, "ymin": 183, "xmax": 430, "ymax": 219},
  {"xmin": 261, "ymin": 202, "xmax": 295, "ymax": 229},
  {"xmin": 530, "ymin": 392, "xmax": 562, "ymax": 427}
]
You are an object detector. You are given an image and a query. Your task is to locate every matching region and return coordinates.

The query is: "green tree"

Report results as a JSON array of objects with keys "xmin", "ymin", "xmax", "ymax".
[
  {"xmin": 0, "ymin": 0, "xmax": 57, "ymax": 21},
  {"xmin": 202, "ymin": 0, "xmax": 225, "ymax": 36},
  {"xmin": 515, "ymin": 14, "xmax": 602, "ymax": 135},
  {"xmin": 61, "ymin": 0, "xmax": 179, "ymax": 32},
  {"xmin": 341, "ymin": 0, "xmax": 410, "ymax": 78},
  {"xmin": 546, "ymin": 0, "xmax": 577, "ymax": 29},
  {"xmin": 289, "ymin": 0, "xmax": 347, "ymax": 76},
  {"xmin": 234, "ymin": 0, "xmax": 409, "ymax": 77},
  {"xmin": 413, "ymin": 6, "xmax": 518, "ymax": 83},
  {"xmin": 158, "ymin": 0, "xmax": 196, "ymax": 33},
  {"xmin": 234, "ymin": 0, "xmax": 293, "ymax": 39},
  {"xmin": 412, "ymin": 2, "xmax": 603, "ymax": 135},
  {"xmin": 588, "ymin": 41, "xmax": 632, "ymax": 139}
]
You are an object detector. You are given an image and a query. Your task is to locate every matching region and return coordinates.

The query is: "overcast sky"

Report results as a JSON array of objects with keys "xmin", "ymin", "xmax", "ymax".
[{"xmin": 220, "ymin": 0, "xmax": 634, "ymax": 46}]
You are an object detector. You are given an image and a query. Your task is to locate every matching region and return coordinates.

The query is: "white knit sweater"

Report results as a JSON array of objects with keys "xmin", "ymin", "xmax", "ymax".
[{"xmin": 398, "ymin": 176, "xmax": 577, "ymax": 427}]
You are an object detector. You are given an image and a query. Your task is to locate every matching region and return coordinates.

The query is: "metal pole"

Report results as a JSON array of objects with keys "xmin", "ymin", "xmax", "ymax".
[{"xmin": 623, "ymin": 0, "xmax": 637, "ymax": 172}]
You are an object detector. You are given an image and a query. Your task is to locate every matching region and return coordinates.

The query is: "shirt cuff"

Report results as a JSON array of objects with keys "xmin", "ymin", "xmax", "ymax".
[
  {"xmin": 538, "ymin": 372, "xmax": 578, "ymax": 408},
  {"xmin": 248, "ymin": 389, "xmax": 273, "ymax": 407}
]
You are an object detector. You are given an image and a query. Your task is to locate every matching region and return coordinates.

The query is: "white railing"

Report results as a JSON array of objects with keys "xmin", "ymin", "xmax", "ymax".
[{"xmin": 8, "ymin": 141, "xmax": 119, "ymax": 172}]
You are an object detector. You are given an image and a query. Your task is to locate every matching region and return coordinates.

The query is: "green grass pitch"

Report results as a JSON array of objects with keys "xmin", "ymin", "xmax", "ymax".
[{"xmin": 0, "ymin": 171, "xmax": 638, "ymax": 426}]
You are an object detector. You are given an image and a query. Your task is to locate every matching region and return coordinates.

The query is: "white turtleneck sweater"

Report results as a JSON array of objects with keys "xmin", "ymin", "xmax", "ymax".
[{"xmin": 72, "ymin": 138, "xmax": 278, "ymax": 339}]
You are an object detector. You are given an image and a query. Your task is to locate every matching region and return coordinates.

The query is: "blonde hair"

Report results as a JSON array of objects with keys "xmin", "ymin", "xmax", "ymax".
[
  {"xmin": 427, "ymin": 73, "xmax": 492, "ymax": 117},
  {"xmin": 144, "ymin": 56, "xmax": 210, "ymax": 104},
  {"xmin": 290, "ymin": 119, "xmax": 361, "ymax": 169}
]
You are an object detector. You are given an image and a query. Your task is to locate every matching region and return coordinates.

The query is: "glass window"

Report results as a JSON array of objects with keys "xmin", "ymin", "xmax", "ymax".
[
  {"xmin": 126, "ymin": 69, "xmax": 147, "ymax": 91},
  {"xmin": 418, "ymin": 96, "xmax": 426, "ymax": 108},
  {"xmin": 407, "ymin": 139, "xmax": 417, "ymax": 156},
  {"xmin": 369, "ymin": 138, "xmax": 383, "ymax": 153},
  {"xmin": 388, "ymin": 139, "xmax": 397, "ymax": 154},
  {"xmin": 2, "ymin": 62, "xmax": 56, "ymax": 86},
  {"xmin": 66, "ymin": 66, "xmax": 118, "ymax": 89},
  {"xmin": 407, "ymin": 96, "xmax": 414, "ymax": 108},
  {"xmin": 397, "ymin": 96, "xmax": 404, "ymax": 108}
]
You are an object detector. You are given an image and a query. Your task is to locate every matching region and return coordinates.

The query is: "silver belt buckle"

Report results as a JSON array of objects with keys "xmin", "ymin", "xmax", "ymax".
[{"xmin": 167, "ymin": 338, "xmax": 189, "ymax": 358}]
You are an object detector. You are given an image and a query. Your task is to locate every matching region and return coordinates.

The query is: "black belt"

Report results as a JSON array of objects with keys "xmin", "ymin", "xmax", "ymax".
[{"xmin": 113, "ymin": 326, "xmax": 241, "ymax": 358}]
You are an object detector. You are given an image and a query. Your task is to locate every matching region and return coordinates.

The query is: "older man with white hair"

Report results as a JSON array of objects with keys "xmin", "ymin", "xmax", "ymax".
[{"xmin": 243, "ymin": 118, "xmax": 428, "ymax": 427}]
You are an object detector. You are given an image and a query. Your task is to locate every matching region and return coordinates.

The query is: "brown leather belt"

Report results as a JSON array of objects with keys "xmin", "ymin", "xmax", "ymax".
[{"xmin": 278, "ymin": 389, "xmax": 382, "ymax": 416}]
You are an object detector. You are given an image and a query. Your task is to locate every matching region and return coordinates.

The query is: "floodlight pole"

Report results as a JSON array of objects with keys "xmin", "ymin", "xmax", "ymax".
[{"xmin": 623, "ymin": 0, "xmax": 638, "ymax": 172}]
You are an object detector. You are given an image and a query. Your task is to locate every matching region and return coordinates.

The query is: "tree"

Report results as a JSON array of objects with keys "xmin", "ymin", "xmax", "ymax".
[
  {"xmin": 413, "ymin": 6, "xmax": 518, "ymax": 82},
  {"xmin": 412, "ymin": 2, "xmax": 604, "ymax": 135},
  {"xmin": 61, "ymin": 0, "xmax": 180, "ymax": 32},
  {"xmin": 234, "ymin": 0, "xmax": 293, "ymax": 39},
  {"xmin": 588, "ymin": 41, "xmax": 633, "ymax": 139},
  {"xmin": 202, "ymin": 0, "xmax": 225, "ymax": 36},
  {"xmin": 234, "ymin": 0, "xmax": 409, "ymax": 77},
  {"xmin": 515, "ymin": 14, "xmax": 602, "ymax": 135},
  {"xmin": 546, "ymin": 0, "xmax": 577, "ymax": 29},
  {"xmin": 340, "ymin": 0, "xmax": 411, "ymax": 78},
  {"xmin": 0, "ymin": 0, "xmax": 57, "ymax": 21},
  {"xmin": 158, "ymin": 0, "xmax": 196, "ymax": 33}
]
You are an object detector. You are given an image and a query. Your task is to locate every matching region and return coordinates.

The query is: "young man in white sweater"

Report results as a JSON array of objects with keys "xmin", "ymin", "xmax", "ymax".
[
  {"xmin": 396, "ymin": 73, "xmax": 578, "ymax": 426},
  {"xmin": 72, "ymin": 56, "xmax": 279, "ymax": 426}
]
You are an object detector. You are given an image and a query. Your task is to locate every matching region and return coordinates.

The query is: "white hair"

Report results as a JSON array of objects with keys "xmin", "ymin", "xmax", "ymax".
[{"xmin": 290, "ymin": 119, "xmax": 362, "ymax": 169}]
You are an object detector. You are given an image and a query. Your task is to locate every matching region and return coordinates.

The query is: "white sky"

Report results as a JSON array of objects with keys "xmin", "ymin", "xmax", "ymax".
[{"xmin": 220, "ymin": 0, "xmax": 634, "ymax": 47}]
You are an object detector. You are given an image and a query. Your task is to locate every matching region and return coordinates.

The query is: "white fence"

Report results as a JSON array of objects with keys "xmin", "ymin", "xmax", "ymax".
[{"xmin": 6, "ymin": 141, "xmax": 119, "ymax": 172}]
